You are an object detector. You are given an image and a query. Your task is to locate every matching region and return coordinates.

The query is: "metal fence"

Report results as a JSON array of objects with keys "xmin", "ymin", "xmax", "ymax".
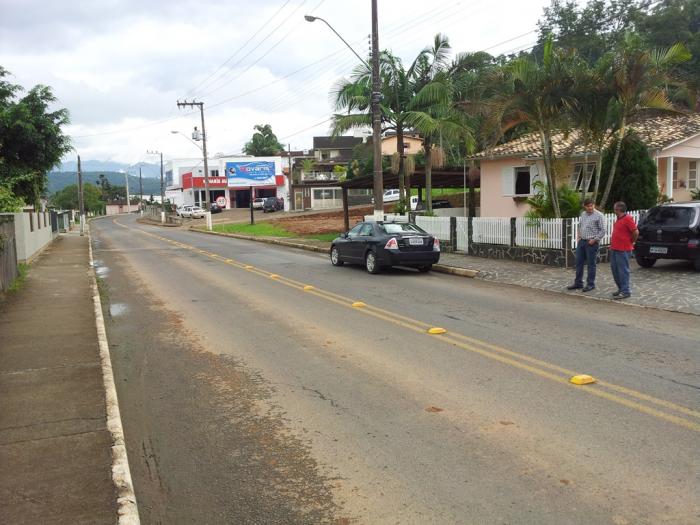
[{"xmin": 0, "ymin": 214, "xmax": 18, "ymax": 292}]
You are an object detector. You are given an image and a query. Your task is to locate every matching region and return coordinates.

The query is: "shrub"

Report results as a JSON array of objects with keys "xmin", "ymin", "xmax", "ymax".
[{"xmin": 526, "ymin": 181, "xmax": 582, "ymax": 218}]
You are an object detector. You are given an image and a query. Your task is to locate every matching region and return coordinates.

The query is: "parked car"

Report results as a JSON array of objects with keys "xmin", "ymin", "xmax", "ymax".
[
  {"xmin": 635, "ymin": 201, "xmax": 700, "ymax": 271},
  {"xmin": 262, "ymin": 197, "xmax": 283, "ymax": 213},
  {"xmin": 383, "ymin": 189, "xmax": 400, "ymax": 202},
  {"xmin": 414, "ymin": 198, "xmax": 452, "ymax": 211},
  {"xmin": 177, "ymin": 205, "xmax": 193, "ymax": 217},
  {"xmin": 252, "ymin": 197, "xmax": 266, "ymax": 209},
  {"xmin": 330, "ymin": 221, "xmax": 440, "ymax": 274},
  {"xmin": 209, "ymin": 203, "xmax": 223, "ymax": 214},
  {"xmin": 188, "ymin": 206, "xmax": 206, "ymax": 219}
]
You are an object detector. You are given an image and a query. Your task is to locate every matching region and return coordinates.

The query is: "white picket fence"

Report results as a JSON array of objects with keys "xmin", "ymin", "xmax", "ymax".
[
  {"xmin": 415, "ymin": 216, "xmax": 452, "ymax": 241},
  {"xmin": 570, "ymin": 210, "xmax": 644, "ymax": 249},
  {"xmin": 515, "ymin": 218, "xmax": 563, "ymax": 249},
  {"xmin": 472, "ymin": 217, "xmax": 511, "ymax": 245},
  {"xmin": 456, "ymin": 217, "xmax": 469, "ymax": 251}
]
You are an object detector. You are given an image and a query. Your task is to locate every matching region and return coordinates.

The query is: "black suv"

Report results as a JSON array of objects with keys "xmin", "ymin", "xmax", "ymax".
[
  {"xmin": 262, "ymin": 197, "xmax": 283, "ymax": 213},
  {"xmin": 635, "ymin": 201, "xmax": 700, "ymax": 271}
]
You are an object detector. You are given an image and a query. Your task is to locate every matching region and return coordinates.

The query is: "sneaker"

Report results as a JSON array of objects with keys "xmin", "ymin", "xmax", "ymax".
[
  {"xmin": 613, "ymin": 293, "xmax": 631, "ymax": 300},
  {"xmin": 567, "ymin": 284, "xmax": 583, "ymax": 290},
  {"xmin": 611, "ymin": 290, "xmax": 621, "ymax": 297},
  {"xmin": 583, "ymin": 286, "xmax": 595, "ymax": 292}
]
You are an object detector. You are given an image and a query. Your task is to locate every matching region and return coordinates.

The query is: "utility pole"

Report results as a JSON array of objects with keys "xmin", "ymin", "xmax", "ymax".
[
  {"xmin": 287, "ymin": 143, "xmax": 292, "ymax": 211},
  {"xmin": 371, "ymin": 0, "xmax": 383, "ymax": 220},
  {"xmin": 124, "ymin": 170, "xmax": 131, "ymax": 214},
  {"xmin": 77, "ymin": 155, "xmax": 85, "ymax": 236},
  {"xmin": 139, "ymin": 166, "xmax": 143, "ymax": 215},
  {"xmin": 147, "ymin": 150, "xmax": 165, "ymax": 223},
  {"xmin": 176, "ymin": 100, "xmax": 211, "ymax": 210}
]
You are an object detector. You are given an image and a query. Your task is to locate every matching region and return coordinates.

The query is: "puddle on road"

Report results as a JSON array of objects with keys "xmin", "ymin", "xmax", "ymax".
[
  {"xmin": 109, "ymin": 303, "xmax": 129, "ymax": 317},
  {"xmin": 95, "ymin": 266, "xmax": 110, "ymax": 277}
]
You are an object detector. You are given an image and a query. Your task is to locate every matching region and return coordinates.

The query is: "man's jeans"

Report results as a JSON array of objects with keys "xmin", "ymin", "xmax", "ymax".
[
  {"xmin": 609, "ymin": 249, "xmax": 632, "ymax": 295},
  {"xmin": 574, "ymin": 239, "xmax": 599, "ymax": 288}
]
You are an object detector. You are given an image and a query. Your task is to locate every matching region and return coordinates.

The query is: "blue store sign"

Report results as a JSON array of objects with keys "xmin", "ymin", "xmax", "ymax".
[{"xmin": 226, "ymin": 161, "xmax": 276, "ymax": 187}]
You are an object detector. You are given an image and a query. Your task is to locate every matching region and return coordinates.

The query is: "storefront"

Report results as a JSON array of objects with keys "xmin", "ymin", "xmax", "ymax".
[
  {"xmin": 221, "ymin": 156, "xmax": 289, "ymax": 209},
  {"xmin": 181, "ymin": 173, "xmax": 230, "ymax": 208}
]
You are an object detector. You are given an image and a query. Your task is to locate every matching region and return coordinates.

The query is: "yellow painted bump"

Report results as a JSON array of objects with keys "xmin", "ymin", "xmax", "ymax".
[
  {"xmin": 244, "ymin": 265, "xmax": 254, "ymax": 269},
  {"xmin": 428, "ymin": 327, "xmax": 447, "ymax": 335},
  {"xmin": 225, "ymin": 259, "xmax": 234, "ymax": 263},
  {"xmin": 351, "ymin": 301, "xmax": 367, "ymax": 308},
  {"xmin": 269, "ymin": 274, "xmax": 280, "ymax": 279},
  {"xmin": 570, "ymin": 374, "xmax": 597, "ymax": 385},
  {"xmin": 303, "ymin": 285, "xmax": 314, "ymax": 291}
]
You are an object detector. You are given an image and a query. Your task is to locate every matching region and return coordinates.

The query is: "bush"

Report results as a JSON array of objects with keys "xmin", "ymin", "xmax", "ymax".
[
  {"xmin": 598, "ymin": 132, "xmax": 659, "ymax": 211},
  {"xmin": 526, "ymin": 181, "xmax": 582, "ymax": 218}
]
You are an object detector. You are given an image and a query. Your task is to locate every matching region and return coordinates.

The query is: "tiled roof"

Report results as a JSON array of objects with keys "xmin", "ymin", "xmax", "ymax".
[{"xmin": 471, "ymin": 113, "xmax": 700, "ymax": 159}]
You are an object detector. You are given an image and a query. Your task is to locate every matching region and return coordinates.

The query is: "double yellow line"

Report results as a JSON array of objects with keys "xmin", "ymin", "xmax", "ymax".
[{"xmin": 112, "ymin": 219, "xmax": 700, "ymax": 434}]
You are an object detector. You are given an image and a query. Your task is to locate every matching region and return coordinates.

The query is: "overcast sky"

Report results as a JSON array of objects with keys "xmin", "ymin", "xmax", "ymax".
[{"xmin": 1, "ymin": 0, "xmax": 553, "ymax": 165}]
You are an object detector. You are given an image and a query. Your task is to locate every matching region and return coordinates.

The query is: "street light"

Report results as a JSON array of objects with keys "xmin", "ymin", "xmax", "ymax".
[
  {"xmin": 171, "ymin": 130, "xmax": 203, "ymax": 151},
  {"xmin": 305, "ymin": 2, "xmax": 383, "ymax": 219}
]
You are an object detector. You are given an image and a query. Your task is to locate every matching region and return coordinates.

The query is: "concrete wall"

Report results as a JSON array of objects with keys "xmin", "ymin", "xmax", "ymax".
[{"xmin": 13, "ymin": 211, "xmax": 53, "ymax": 262}]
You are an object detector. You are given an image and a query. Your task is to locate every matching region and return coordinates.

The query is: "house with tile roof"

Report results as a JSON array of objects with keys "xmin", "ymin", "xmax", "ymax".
[{"xmin": 471, "ymin": 113, "xmax": 700, "ymax": 217}]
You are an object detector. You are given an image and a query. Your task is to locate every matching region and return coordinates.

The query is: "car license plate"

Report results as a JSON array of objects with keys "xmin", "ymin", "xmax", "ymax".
[
  {"xmin": 649, "ymin": 246, "xmax": 667, "ymax": 254},
  {"xmin": 408, "ymin": 237, "xmax": 423, "ymax": 245}
]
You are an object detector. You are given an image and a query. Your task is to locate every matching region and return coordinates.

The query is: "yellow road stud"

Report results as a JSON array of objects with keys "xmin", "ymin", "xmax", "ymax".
[
  {"xmin": 303, "ymin": 285, "xmax": 314, "ymax": 291},
  {"xmin": 428, "ymin": 327, "xmax": 447, "ymax": 335},
  {"xmin": 269, "ymin": 274, "xmax": 280, "ymax": 279},
  {"xmin": 570, "ymin": 374, "xmax": 597, "ymax": 385},
  {"xmin": 244, "ymin": 265, "xmax": 254, "ymax": 269},
  {"xmin": 351, "ymin": 301, "xmax": 367, "ymax": 308}
]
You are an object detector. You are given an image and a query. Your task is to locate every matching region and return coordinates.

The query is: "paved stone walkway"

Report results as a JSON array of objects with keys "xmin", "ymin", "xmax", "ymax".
[{"xmin": 440, "ymin": 252, "xmax": 700, "ymax": 316}]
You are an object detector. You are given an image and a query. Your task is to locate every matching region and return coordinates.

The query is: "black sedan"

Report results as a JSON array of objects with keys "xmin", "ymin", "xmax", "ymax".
[{"xmin": 330, "ymin": 221, "xmax": 440, "ymax": 274}]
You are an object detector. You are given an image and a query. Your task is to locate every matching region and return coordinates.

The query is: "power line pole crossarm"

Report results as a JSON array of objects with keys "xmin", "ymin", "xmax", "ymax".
[{"xmin": 177, "ymin": 99, "xmax": 211, "ymax": 207}]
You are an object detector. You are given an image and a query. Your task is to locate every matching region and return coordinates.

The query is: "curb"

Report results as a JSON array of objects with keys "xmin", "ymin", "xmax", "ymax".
[
  {"xmin": 87, "ymin": 225, "xmax": 141, "ymax": 524},
  {"xmin": 189, "ymin": 227, "xmax": 480, "ymax": 277}
]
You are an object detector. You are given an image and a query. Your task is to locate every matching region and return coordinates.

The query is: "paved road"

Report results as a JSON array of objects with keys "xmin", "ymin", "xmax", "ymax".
[{"xmin": 92, "ymin": 215, "xmax": 700, "ymax": 525}]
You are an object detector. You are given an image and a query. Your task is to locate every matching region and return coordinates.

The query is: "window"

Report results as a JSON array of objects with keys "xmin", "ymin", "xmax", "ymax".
[
  {"xmin": 570, "ymin": 163, "xmax": 596, "ymax": 192},
  {"xmin": 359, "ymin": 223, "xmax": 374, "ymax": 236},
  {"xmin": 689, "ymin": 161, "xmax": 697, "ymax": 190},
  {"xmin": 382, "ymin": 223, "xmax": 423, "ymax": 234},
  {"xmin": 347, "ymin": 224, "xmax": 363, "ymax": 237},
  {"xmin": 672, "ymin": 161, "xmax": 679, "ymax": 189},
  {"xmin": 210, "ymin": 169, "xmax": 219, "ymax": 177},
  {"xmin": 644, "ymin": 207, "xmax": 693, "ymax": 228},
  {"xmin": 514, "ymin": 167, "xmax": 531, "ymax": 196}
]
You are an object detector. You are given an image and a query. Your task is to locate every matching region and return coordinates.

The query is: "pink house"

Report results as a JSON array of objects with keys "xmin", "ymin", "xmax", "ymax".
[{"xmin": 473, "ymin": 113, "xmax": 700, "ymax": 217}]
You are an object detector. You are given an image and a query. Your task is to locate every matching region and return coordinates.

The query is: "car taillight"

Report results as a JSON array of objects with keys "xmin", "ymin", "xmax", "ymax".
[
  {"xmin": 384, "ymin": 237, "xmax": 399, "ymax": 250},
  {"xmin": 688, "ymin": 239, "xmax": 699, "ymax": 249},
  {"xmin": 433, "ymin": 238, "xmax": 440, "ymax": 252}
]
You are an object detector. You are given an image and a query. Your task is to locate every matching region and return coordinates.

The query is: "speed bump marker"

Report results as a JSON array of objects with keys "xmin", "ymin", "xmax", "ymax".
[
  {"xmin": 428, "ymin": 327, "xmax": 447, "ymax": 335},
  {"xmin": 570, "ymin": 374, "xmax": 597, "ymax": 385},
  {"xmin": 351, "ymin": 301, "xmax": 367, "ymax": 308},
  {"xmin": 244, "ymin": 265, "xmax": 254, "ymax": 269},
  {"xmin": 303, "ymin": 285, "xmax": 314, "ymax": 291},
  {"xmin": 269, "ymin": 274, "xmax": 280, "ymax": 279}
]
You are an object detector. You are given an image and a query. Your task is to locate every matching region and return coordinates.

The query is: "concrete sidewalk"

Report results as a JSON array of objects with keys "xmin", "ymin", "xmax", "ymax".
[{"xmin": 0, "ymin": 233, "xmax": 118, "ymax": 524}]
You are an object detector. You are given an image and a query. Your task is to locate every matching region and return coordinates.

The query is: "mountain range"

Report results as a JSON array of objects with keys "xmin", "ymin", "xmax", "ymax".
[
  {"xmin": 47, "ymin": 171, "xmax": 163, "ymax": 196},
  {"xmin": 57, "ymin": 160, "xmax": 161, "ymax": 177}
]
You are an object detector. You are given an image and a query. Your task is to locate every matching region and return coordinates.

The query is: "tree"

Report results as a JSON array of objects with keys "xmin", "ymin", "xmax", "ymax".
[
  {"xmin": 0, "ymin": 67, "xmax": 71, "ymax": 208},
  {"xmin": 599, "ymin": 35, "xmax": 690, "ymax": 208},
  {"xmin": 50, "ymin": 183, "xmax": 104, "ymax": 214},
  {"xmin": 598, "ymin": 132, "xmax": 659, "ymax": 210},
  {"xmin": 242, "ymin": 124, "xmax": 284, "ymax": 156}
]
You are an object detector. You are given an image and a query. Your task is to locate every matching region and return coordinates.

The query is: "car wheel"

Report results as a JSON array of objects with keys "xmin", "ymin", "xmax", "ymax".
[
  {"xmin": 365, "ymin": 250, "xmax": 380, "ymax": 274},
  {"xmin": 330, "ymin": 246, "xmax": 344, "ymax": 266},
  {"xmin": 635, "ymin": 253, "xmax": 657, "ymax": 268},
  {"xmin": 418, "ymin": 265, "xmax": 432, "ymax": 273}
]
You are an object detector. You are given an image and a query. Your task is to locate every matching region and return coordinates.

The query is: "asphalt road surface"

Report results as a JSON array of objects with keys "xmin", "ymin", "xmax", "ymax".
[{"xmin": 92, "ymin": 214, "xmax": 700, "ymax": 525}]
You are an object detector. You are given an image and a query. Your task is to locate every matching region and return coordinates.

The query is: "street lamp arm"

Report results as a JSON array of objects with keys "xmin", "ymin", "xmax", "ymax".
[
  {"xmin": 304, "ymin": 15, "xmax": 370, "ymax": 69},
  {"xmin": 171, "ymin": 130, "xmax": 203, "ymax": 151}
]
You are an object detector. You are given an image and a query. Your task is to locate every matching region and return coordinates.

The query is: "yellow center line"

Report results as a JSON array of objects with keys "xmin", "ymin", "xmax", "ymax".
[{"xmin": 110, "ymin": 219, "xmax": 700, "ymax": 433}]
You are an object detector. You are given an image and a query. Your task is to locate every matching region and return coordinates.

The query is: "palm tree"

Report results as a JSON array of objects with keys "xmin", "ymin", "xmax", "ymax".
[
  {"xmin": 488, "ymin": 38, "xmax": 578, "ymax": 218},
  {"xmin": 598, "ymin": 36, "xmax": 690, "ymax": 209}
]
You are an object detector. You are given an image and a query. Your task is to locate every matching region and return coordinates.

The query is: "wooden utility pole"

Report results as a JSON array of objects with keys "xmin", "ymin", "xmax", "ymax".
[
  {"xmin": 176, "ymin": 100, "xmax": 210, "ymax": 210},
  {"xmin": 77, "ymin": 155, "xmax": 85, "ymax": 236},
  {"xmin": 139, "ymin": 166, "xmax": 143, "ymax": 207}
]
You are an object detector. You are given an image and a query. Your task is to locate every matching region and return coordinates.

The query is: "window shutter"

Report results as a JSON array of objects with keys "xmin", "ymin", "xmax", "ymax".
[
  {"xmin": 529, "ymin": 165, "xmax": 540, "ymax": 194},
  {"xmin": 501, "ymin": 167, "xmax": 514, "ymax": 196}
]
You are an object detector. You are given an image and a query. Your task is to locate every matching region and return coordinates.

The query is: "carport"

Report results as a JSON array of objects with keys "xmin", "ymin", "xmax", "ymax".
[{"xmin": 339, "ymin": 167, "xmax": 478, "ymax": 230}]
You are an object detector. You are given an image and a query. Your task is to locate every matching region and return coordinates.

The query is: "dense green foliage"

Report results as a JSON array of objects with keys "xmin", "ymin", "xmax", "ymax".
[
  {"xmin": 0, "ymin": 67, "xmax": 71, "ymax": 209},
  {"xmin": 50, "ymin": 183, "xmax": 105, "ymax": 214},
  {"xmin": 598, "ymin": 133, "xmax": 659, "ymax": 210},
  {"xmin": 526, "ymin": 181, "xmax": 582, "ymax": 218},
  {"xmin": 242, "ymin": 124, "xmax": 284, "ymax": 156}
]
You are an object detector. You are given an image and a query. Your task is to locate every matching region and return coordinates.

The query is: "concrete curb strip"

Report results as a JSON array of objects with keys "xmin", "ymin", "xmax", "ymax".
[
  {"xmin": 189, "ymin": 227, "xmax": 480, "ymax": 277},
  {"xmin": 88, "ymin": 225, "xmax": 141, "ymax": 524}
]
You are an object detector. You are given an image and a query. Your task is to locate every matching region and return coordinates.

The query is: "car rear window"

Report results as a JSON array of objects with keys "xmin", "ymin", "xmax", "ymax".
[
  {"xmin": 643, "ymin": 207, "xmax": 694, "ymax": 228},
  {"xmin": 381, "ymin": 223, "xmax": 425, "ymax": 234}
]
